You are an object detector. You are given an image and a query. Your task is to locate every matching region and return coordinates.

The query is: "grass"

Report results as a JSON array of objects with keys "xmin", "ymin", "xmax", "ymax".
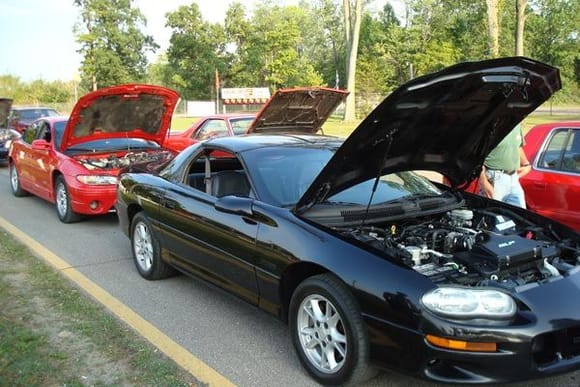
[
  {"xmin": 171, "ymin": 112, "xmax": 580, "ymax": 138},
  {"xmin": 0, "ymin": 229, "xmax": 201, "ymax": 387}
]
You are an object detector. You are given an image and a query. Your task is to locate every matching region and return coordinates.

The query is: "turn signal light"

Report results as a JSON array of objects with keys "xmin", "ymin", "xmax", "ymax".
[{"xmin": 426, "ymin": 334, "xmax": 497, "ymax": 352}]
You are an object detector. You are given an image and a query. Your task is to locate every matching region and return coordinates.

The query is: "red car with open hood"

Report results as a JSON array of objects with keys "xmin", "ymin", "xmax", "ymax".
[
  {"xmin": 164, "ymin": 87, "xmax": 348, "ymax": 152},
  {"xmin": 8, "ymin": 84, "xmax": 179, "ymax": 222}
]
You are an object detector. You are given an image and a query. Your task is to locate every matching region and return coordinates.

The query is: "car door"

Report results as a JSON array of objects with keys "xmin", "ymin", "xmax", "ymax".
[
  {"xmin": 523, "ymin": 127, "xmax": 580, "ymax": 230},
  {"xmin": 13, "ymin": 121, "xmax": 40, "ymax": 194},
  {"xmin": 156, "ymin": 150, "xmax": 260, "ymax": 304},
  {"xmin": 25, "ymin": 120, "xmax": 58, "ymax": 200}
]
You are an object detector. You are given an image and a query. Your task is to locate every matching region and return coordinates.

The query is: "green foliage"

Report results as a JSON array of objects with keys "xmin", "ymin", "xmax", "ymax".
[
  {"xmin": 73, "ymin": 0, "xmax": 158, "ymax": 90},
  {"xmin": 3, "ymin": 0, "xmax": 579, "ymax": 107},
  {"xmin": 164, "ymin": 3, "xmax": 227, "ymax": 100},
  {"xmin": 0, "ymin": 75, "xmax": 74, "ymax": 108}
]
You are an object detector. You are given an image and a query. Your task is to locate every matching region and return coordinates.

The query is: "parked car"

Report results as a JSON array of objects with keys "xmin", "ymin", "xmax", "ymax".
[
  {"xmin": 165, "ymin": 114, "xmax": 255, "ymax": 152},
  {"xmin": 8, "ymin": 106, "xmax": 60, "ymax": 133},
  {"xmin": 519, "ymin": 121, "xmax": 580, "ymax": 230},
  {"xmin": 8, "ymin": 84, "xmax": 178, "ymax": 222},
  {"xmin": 0, "ymin": 98, "xmax": 21, "ymax": 163},
  {"xmin": 164, "ymin": 87, "xmax": 348, "ymax": 152},
  {"xmin": 116, "ymin": 58, "xmax": 580, "ymax": 385}
]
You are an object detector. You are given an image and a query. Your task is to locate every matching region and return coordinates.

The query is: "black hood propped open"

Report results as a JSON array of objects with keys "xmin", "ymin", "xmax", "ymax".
[{"xmin": 296, "ymin": 57, "xmax": 561, "ymax": 212}]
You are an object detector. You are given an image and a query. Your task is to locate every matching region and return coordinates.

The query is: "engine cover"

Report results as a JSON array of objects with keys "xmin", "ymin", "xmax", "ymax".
[{"xmin": 455, "ymin": 232, "xmax": 558, "ymax": 276}]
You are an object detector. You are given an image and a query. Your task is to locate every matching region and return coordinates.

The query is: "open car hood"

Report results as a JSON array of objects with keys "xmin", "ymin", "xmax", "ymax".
[
  {"xmin": 0, "ymin": 98, "xmax": 13, "ymax": 128},
  {"xmin": 60, "ymin": 84, "xmax": 179, "ymax": 152},
  {"xmin": 247, "ymin": 87, "xmax": 348, "ymax": 134},
  {"xmin": 296, "ymin": 57, "xmax": 561, "ymax": 212}
]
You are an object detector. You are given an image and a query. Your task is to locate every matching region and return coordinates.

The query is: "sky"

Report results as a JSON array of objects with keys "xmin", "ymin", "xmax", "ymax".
[{"xmin": 0, "ymin": 0, "xmax": 398, "ymax": 82}]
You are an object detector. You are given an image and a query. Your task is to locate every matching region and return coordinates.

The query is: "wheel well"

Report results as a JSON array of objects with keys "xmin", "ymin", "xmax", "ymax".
[
  {"xmin": 126, "ymin": 204, "xmax": 143, "ymax": 235},
  {"xmin": 50, "ymin": 171, "xmax": 63, "ymax": 199},
  {"xmin": 279, "ymin": 262, "xmax": 328, "ymax": 323}
]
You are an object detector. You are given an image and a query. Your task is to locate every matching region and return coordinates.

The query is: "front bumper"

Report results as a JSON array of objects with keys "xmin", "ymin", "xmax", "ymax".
[
  {"xmin": 66, "ymin": 181, "xmax": 118, "ymax": 215},
  {"xmin": 365, "ymin": 271, "xmax": 580, "ymax": 383}
]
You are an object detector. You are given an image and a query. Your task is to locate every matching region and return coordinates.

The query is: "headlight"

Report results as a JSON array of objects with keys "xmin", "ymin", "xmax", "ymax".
[
  {"xmin": 3, "ymin": 140, "xmax": 12, "ymax": 149},
  {"xmin": 422, "ymin": 287, "xmax": 516, "ymax": 319},
  {"xmin": 76, "ymin": 175, "xmax": 118, "ymax": 185}
]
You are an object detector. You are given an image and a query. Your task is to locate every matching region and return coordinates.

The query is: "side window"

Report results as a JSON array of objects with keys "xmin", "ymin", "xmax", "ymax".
[
  {"xmin": 562, "ymin": 129, "xmax": 580, "ymax": 173},
  {"xmin": 38, "ymin": 122, "xmax": 52, "ymax": 142},
  {"xmin": 539, "ymin": 129, "xmax": 580, "ymax": 173},
  {"xmin": 194, "ymin": 120, "xmax": 228, "ymax": 140},
  {"xmin": 185, "ymin": 150, "xmax": 250, "ymax": 198},
  {"xmin": 22, "ymin": 122, "xmax": 39, "ymax": 144}
]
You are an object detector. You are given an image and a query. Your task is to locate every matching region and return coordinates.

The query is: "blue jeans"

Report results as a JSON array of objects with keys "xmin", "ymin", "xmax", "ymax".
[{"xmin": 485, "ymin": 169, "xmax": 526, "ymax": 208}]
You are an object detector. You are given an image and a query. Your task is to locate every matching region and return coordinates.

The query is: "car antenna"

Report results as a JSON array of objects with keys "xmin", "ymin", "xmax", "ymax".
[{"xmin": 358, "ymin": 125, "xmax": 396, "ymax": 231}]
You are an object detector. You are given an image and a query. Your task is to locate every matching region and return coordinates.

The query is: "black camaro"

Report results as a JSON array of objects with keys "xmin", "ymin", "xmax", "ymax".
[{"xmin": 116, "ymin": 57, "xmax": 580, "ymax": 385}]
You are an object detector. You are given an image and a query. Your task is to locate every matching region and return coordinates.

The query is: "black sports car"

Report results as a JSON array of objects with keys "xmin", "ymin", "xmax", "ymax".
[{"xmin": 116, "ymin": 57, "xmax": 580, "ymax": 385}]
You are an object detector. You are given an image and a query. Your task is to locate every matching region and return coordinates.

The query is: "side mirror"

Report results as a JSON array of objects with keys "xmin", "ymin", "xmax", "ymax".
[
  {"xmin": 214, "ymin": 195, "xmax": 254, "ymax": 217},
  {"xmin": 31, "ymin": 139, "xmax": 51, "ymax": 151}
]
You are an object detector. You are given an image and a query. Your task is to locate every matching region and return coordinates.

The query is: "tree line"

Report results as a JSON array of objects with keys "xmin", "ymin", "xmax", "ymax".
[{"xmin": 1, "ymin": 0, "xmax": 578, "ymax": 117}]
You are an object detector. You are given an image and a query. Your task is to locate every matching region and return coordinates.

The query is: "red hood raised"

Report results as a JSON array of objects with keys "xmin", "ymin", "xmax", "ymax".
[
  {"xmin": 247, "ymin": 87, "xmax": 349, "ymax": 134},
  {"xmin": 60, "ymin": 84, "xmax": 179, "ymax": 152}
]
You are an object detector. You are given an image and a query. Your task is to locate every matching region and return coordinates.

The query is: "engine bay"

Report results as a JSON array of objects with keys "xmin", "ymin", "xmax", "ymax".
[
  {"xmin": 75, "ymin": 150, "xmax": 174, "ymax": 170},
  {"xmin": 343, "ymin": 207, "xmax": 580, "ymax": 290}
]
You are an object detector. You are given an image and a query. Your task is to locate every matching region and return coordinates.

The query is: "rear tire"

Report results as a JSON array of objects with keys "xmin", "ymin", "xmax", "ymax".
[
  {"xmin": 9, "ymin": 163, "xmax": 28, "ymax": 197},
  {"xmin": 131, "ymin": 212, "xmax": 175, "ymax": 280},
  {"xmin": 55, "ymin": 176, "xmax": 82, "ymax": 223},
  {"xmin": 289, "ymin": 274, "xmax": 377, "ymax": 385}
]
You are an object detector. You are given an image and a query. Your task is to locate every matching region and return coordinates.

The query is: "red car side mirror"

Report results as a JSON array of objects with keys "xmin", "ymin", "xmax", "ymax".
[{"xmin": 31, "ymin": 139, "xmax": 51, "ymax": 151}]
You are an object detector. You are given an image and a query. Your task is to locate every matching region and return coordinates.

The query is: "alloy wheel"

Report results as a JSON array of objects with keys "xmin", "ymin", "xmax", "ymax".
[
  {"xmin": 10, "ymin": 165, "xmax": 19, "ymax": 192},
  {"xmin": 133, "ymin": 221, "xmax": 154, "ymax": 272},
  {"xmin": 55, "ymin": 182, "xmax": 69, "ymax": 218},
  {"xmin": 296, "ymin": 294, "xmax": 347, "ymax": 374}
]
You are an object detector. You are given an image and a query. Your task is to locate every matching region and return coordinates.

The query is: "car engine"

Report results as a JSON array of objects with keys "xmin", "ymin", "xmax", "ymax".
[
  {"xmin": 75, "ymin": 150, "xmax": 174, "ymax": 170},
  {"xmin": 344, "ymin": 208, "xmax": 580, "ymax": 290}
]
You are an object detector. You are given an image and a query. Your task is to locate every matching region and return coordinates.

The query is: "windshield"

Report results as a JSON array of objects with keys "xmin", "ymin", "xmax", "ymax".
[
  {"xmin": 64, "ymin": 138, "xmax": 160, "ymax": 153},
  {"xmin": 231, "ymin": 117, "xmax": 255, "ymax": 135},
  {"xmin": 54, "ymin": 120, "xmax": 67, "ymax": 149},
  {"xmin": 328, "ymin": 172, "xmax": 441, "ymax": 205},
  {"xmin": 245, "ymin": 146, "xmax": 441, "ymax": 207}
]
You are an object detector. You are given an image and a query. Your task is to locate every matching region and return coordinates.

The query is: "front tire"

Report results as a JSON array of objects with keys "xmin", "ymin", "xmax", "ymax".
[
  {"xmin": 9, "ymin": 163, "xmax": 28, "ymax": 197},
  {"xmin": 289, "ymin": 274, "xmax": 376, "ymax": 385},
  {"xmin": 55, "ymin": 176, "xmax": 82, "ymax": 223},
  {"xmin": 131, "ymin": 212, "xmax": 175, "ymax": 280}
]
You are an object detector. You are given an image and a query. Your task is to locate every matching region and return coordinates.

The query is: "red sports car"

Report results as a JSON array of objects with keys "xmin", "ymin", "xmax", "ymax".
[
  {"xmin": 165, "ymin": 87, "xmax": 349, "ymax": 153},
  {"xmin": 8, "ymin": 84, "xmax": 179, "ymax": 223},
  {"xmin": 519, "ymin": 121, "xmax": 580, "ymax": 230},
  {"xmin": 165, "ymin": 114, "xmax": 255, "ymax": 152}
]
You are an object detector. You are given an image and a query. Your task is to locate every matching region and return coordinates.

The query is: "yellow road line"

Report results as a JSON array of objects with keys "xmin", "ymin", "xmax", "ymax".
[{"xmin": 0, "ymin": 216, "xmax": 235, "ymax": 387}]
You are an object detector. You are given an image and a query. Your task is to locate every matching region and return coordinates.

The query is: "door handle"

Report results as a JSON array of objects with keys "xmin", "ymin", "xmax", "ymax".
[{"xmin": 533, "ymin": 181, "xmax": 546, "ymax": 189}]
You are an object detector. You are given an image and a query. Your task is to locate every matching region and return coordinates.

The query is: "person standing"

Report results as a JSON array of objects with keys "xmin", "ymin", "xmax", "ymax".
[{"xmin": 478, "ymin": 124, "xmax": 532, "ymax": 208}]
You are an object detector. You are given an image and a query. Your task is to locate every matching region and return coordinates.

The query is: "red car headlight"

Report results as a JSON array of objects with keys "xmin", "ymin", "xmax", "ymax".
[{"xmin": 76, "ymin": 175, "xmax": 118, "ymax": 185}]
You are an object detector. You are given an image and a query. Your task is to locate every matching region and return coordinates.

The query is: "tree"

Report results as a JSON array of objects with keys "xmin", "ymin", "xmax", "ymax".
[
  {"xmin": 74, "ymin": 0, "xmax": 158, "ymax": 90},
  {"xmin": 224, "ymin": 2, "xmax": 254, "ymax": 87},
  {"xmin": 485, "ymin": 0, "xmax": 501, "ymax": 57},
  {"xmin": 165, "ymin": 3, "xmax": 228, "ymax": 100},
  {"xmin": 245, "ymin": 3, "xmax": 323, "ymax": 89},
  {"xmin": 515, "ymin": 0, "xmax": 527, "ymax": 55},
  {"xmin": 343, "ymin": 0, "xmax": 363, "ymax": 121},
  {"xmin": 526, "ymin": 0, "xmax": 580, "ymax": 100}
]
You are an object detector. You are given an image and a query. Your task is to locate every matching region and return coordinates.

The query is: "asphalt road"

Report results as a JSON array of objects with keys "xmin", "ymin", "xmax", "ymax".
[{"xmin": 0, "ymin": 164, "xmax": 579, "ymax": 387}]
